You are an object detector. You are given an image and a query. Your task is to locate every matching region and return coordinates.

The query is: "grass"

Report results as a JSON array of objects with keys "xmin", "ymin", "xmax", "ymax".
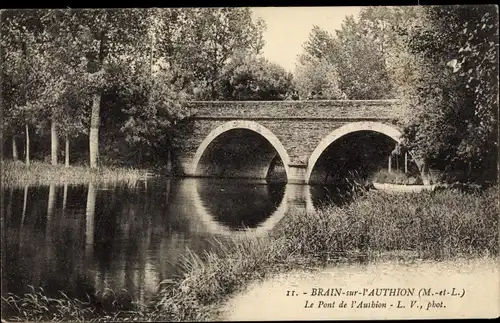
[
  {"xmin": 1, "ymin": 285, "xmax": 153, "ymax": 322},
  {"xmin": 276, "ymin": 186, "xmax": 498, "ymax": 260},
  {"xmin": 2, "ymin": 185, "xmax": 498, "ymax": 322},
  {"xmin": 1, "ymin": 160, "xmax": 153, "ymax": 188},
  {"xmin": 371, "ymin": 169, "xmax": 423, "ymax": 185}
]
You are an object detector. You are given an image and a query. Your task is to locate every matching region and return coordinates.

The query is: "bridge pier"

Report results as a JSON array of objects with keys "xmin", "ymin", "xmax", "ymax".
[
  {"xmin": 288, "ymin": 163, "xmax": 308, "ymax": 184},
  {"xmin": 283, "ymin": 182, "xmax": 315, "ymax": 214}
]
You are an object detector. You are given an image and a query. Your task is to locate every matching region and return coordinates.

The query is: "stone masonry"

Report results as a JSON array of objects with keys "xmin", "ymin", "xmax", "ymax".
[{"xmin": 176, "ymin": 100, "xmax": 405, "ymax": 184}]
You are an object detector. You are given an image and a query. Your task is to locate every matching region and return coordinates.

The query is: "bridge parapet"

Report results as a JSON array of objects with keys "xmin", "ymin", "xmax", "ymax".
[{"xmin": 185, "ymin": 100, "xmax": 404, "ymax": 120}]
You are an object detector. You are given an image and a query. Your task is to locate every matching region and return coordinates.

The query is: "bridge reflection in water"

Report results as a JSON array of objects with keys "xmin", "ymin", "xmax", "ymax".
[
  {"xmin": 2, "ymin": 178, "xmax": 327, "ymax": 307},
  {"xmin": 183, "ymin": 178, "xmax": 315, "ymax": 236}
]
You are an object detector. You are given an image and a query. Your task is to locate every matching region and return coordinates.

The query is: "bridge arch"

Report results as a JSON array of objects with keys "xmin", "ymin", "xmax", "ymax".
[
  {"xmin": 191, "ymin": 120, "xmax": 291, "ymax": 180},
  {"xmin": 189, "ymin": 178, "xmax": 292, "ymax": 237},
  {"xmin": 305, "ymin": 121, "xmax": 404, "ymax": 184}
]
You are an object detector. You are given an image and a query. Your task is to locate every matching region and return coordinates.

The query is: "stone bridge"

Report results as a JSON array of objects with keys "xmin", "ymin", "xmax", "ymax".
[{"xmin": 176, "ymin": 100, "xmax": 412, "ymax": 184}]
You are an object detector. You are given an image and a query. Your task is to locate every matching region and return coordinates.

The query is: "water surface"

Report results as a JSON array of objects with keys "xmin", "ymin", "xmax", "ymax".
[{"xmin": 2, "ymin": 178, "xmax": 339, "ymax": 302}]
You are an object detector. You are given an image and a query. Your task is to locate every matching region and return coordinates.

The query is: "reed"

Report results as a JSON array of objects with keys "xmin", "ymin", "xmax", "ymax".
[
  {"xmin": 1, "ymin": 161, "xmax": 152, "ymax": 188},
  {"xmin": 276, "ymin": 186, "xmax": 498, "ymax": 261}
]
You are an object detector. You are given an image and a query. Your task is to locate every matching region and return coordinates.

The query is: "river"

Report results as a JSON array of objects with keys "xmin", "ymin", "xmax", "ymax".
[{"xmin": 1, "ymin": 177, "xmax": 345, "ymax": 303}]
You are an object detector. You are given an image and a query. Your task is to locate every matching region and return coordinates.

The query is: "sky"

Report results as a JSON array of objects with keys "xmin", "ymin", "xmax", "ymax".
[{"xmin": 251, "ymin": 7, "xmax": 362, "ymax": 73}]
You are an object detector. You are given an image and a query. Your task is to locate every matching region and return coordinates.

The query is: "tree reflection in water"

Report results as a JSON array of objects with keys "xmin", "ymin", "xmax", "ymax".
[{"xmin": 2, "ymin": 178, "xmax": 345, "ymax": 305}]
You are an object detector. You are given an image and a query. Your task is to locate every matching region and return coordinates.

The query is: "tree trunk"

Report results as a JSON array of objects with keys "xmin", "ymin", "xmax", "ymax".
[
  {"xmin": 6, "ymin": 187, "xmax": 13, "ymax": 222},
  {"xmin": 21, "ymin": 184, "xmax": 29, "ymax": 228},
  {"xmin": 46, "ymin": 183, "xmax": 56, "ymax": 238},
  {"xmin": 85, "ymin": 182, "xmax": 96, "ymax": 247},
  {"xmin": 65, "ymin": 135, "xmax": 70, "ymax": 167},
  {"xmin": 404, "ymin": 152, "xmax": 408, "ymax": 173},
  {"xmin": 89, "ymin": 93, "xmax": 101, "ymax": 169},
  {"xmin": 421, "ymin": 160, "xmax": 430, "ymax": 185},
  {"xmin": 166, "ymin": 148, "xmax": 172, "ymax": 175},
  {"xmin": 25, "ymin": 124, "xmax": 30, "ymax": 166},
  {"xmin": 51, "ymin": 118, "xmax": 59, "ymax": 166},
  {"xmin": 63, "ymin": 183, "xmax": 68, "ymax": 211},
  {"xmin": 12, "ymin": 136, "xmax": 18, "ymax": 160},
  {"xmin": 88, "ymin": 17, "xmax": 107, "ymax": 170}
]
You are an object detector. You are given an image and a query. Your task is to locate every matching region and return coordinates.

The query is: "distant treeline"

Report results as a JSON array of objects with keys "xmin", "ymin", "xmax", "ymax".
[{"xmin": 1, "ymin": 7, "xmax": 498, "ymax": 184}]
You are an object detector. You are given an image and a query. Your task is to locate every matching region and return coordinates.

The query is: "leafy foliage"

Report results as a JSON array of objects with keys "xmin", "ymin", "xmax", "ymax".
[
  {"xmin": 294, "ymin": 56, "xmax": 343, "ymax": 99},
  {"xmin": 332, "ymin": 14, "xmax": 393, "ymax": 99},
  {"xmin": 399, "ymin": 5, "xmax": 499, "ymax": 183},
  {"xmin": 294, "ymin": 26, "xmax": 343, "ymax": 99},
  {"xmin": 2, "ymin": 10, "xmax": 48, "ymax": 132},
  {"xmin": 296, "ymin": 6, "xmax": 497, "ymax": 184},
  {"xmin": 295, "ymin": 8, "xmax": 426, "ymax": 100},
  {"xmin": 218, "ymin": 54, "xmax": 294, "ymax": 100},
  {"xmin": 154, "ymin": 8, "xmax": 267, "ymax": 100},
  {"xmin": 1, "ymin": 8, "xmax": 270, "ymax": 167}
]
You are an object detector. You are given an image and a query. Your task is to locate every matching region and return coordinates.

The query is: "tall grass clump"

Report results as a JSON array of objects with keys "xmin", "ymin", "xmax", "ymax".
[
  {"xmin": 1, "ymin": 286, "xmax": 156, "ymax": 322},
  {"xmin": 276, "ymin": 186, "xmax": 498, "ymax": 260},
  {"xmin": 2, "ymin": 160, "xmax": 151, "ymax": 188},
  {"xmin": 153, "ymin": 235, "xmax": 297, "ymax": 321},
  {"xmin": 2, "ymin": 287, "xmax": 95, "ymax": 322}
]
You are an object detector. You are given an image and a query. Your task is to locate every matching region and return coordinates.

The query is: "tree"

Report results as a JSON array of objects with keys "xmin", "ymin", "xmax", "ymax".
[
  {"xmin": 30, "ymin": 10, "xmax": 90, "ymax": 166},
  {"xmin": 1, "ymin": 69, "xmax": 22, "ymax": 161},
  {"xmin": 96, "ymin": 8, "xmax": 197, "ymax": 168},
  {"xmin": 294, "ymin": 56, "xmax": 343, "ymax": 100},
  {"xmin": 177, "ymin": 8, "xmax": 266, "ymax": 100},
  {"xmin": 218, "ymin": 55, "xmax": 295, "ymax": 100},
  {"xmin": 296, "ymin": 8, "xmax": 419, "ymax": 100},
  {"xmin": 399, "ymin": 5, "xmax": 498, "ymax": 184},
  {"xmin": 1, "ymin": 8, "xmax": 271, "ymax": 169},
  {"xmin": 2, "ymin": 9, "xmax": 93, "ymax": 167},
  {"xmin": 64, "ymin": 8, "xmax": 152, "ymax": 168},
  {"xmin": 1, "ymin": 9, "xmax": 49, "ymax": 166},
  {"xmin": 147, "ymin": 8, "xmax": 199, "ymax": 98},
  {"xmin": 294, "ymin": 7, "xmax": 425, "ymax": 100},
  {"xmin": 294, "ymin": 26, "xmax": 343, "ymax": 100},
  {"xmin": 56, "ymin": 81, "xmax": 89, "ymax": 167},
  {"xmin": 44, "ymin": 10, "xmax": 94, "ymax": 167},
  {"xmin": 367, "ymin": 6, "xmax": 427, "ymax": 100},
  {"xmin": 302, "ymin": 25, "xmax": 336, "ymax": 61},
  {"xmin": 332, "ymin": 14, "xmax": 393, "ymax": 99},
  {"xmin": 117, "ymin": 55, "xmax": 193, "ymax": 167}
]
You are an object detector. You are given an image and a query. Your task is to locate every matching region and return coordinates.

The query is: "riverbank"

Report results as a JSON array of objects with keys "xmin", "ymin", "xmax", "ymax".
[
  {"xmin": 1, "ymin": 161, "xmax": 153, "ymax": 188},
  {"xmin": 1, "ymin": 185, "xmax": 498, "ymax": 322}
]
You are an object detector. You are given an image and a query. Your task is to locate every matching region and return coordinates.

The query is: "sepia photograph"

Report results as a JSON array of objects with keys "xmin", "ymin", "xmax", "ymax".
[{"xmin": 0, "ymin": 5, "xmax": 499, "ymax": 321}]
